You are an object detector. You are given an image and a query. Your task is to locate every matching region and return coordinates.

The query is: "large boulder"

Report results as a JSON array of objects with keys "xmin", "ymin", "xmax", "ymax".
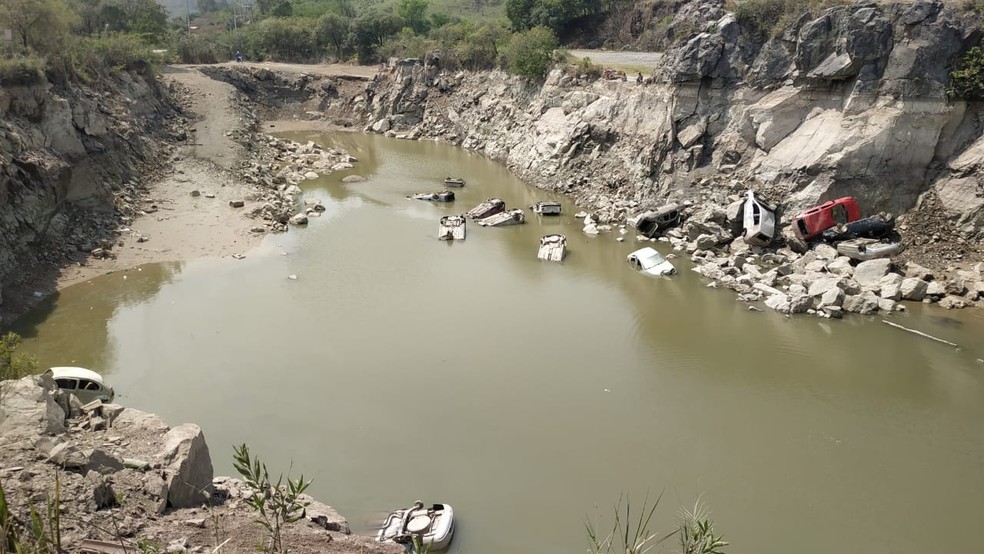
[
  {"xmin": 0, "ymin": 375, "xmax": 66, "ymax": 437},
  {"xmin": 826, "ymin": 256, "xmax": 855, "ymax": 277},
  {"xmin": 900, "ymin": 278, "xmax": 928, "ymax": 301},
  {"xmin": 765, "ymin": 293, "xmax": 791, "ymax": 313},
  {"xmin": 159, "ymin": 424, "xmax": 214, "ymax": 509},
  {"xmin": 904, "ymin": 261, "xmax": 935, "ymax": 280},
  {"xmin": 853, "ymin": 259, "xmax": 892, "ymax": 288},
  {"xmin": 843, "ymin": 292, "xmax": 880, "ymax": 314},
  {"xmin": 818, "ymin": 287, "xmax": 845, "ymax": 307},
  {"xmin": 808, "ymin": 277, "xmax": 845, "ymax": 297},
  {"xmin": 47, "ymin": 441, "xmax": 89, "ymax": 469},
  {"xmin": 879, "ymin": 274, "xmax": 904, "ymax": 300}
]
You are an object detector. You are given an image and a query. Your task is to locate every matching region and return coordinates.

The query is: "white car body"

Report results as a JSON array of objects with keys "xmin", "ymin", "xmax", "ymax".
[
  {"xmin": 627, "ymin": 247, "xmax": 676, "ymax": 276},
  {"xmin": 742, "ymin": 190, "xmax": 776, "ymax": 247},
  {"xmin": 45, "ymin": 367, "xmax": 115, "ymax": 404}
]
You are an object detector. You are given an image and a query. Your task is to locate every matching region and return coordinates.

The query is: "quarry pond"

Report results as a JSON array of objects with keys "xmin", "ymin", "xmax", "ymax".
[{"xmin": 13, "ymin": 132, "xmax": 984, "ymax": 554}]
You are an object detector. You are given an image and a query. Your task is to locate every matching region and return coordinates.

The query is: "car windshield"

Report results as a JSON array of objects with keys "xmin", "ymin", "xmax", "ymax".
[{"xmin": 638, "ymin": 251, "xmax": 667, "ymax": 270}]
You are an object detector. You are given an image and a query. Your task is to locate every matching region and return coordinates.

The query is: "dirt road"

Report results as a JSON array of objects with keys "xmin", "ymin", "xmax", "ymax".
[
  {"xmin": 181, "ymin": 61, "xmax": 379, "ymax": 79},
  {"xmin": 567, "ymin": 49, "xmax": 665, "ymax": 71},
  {"xmin": 57, "ymin": 67, "xmax": 266, "ymax": 288}
]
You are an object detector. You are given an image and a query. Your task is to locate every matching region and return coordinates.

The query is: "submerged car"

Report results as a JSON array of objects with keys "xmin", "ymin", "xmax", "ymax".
[
  {"xmin": 791, "ymin": 197, "xmax": 861, "ymax": 241},
  {"xmin": 742, "ymin": 190, "xmax": 777, "ymax": 247},
  {"xmin": 530, "ymin": 201, "xmax": 562, "ymax": 215},
  {"xmin": 466, "ymin": 198, "xmax": 506, "ymax": 219},
  {"xmin": 627, "ymin": 247, "xmax": 676, "ymax": 276},
  {"xmin": 478, "ymin": 208, "xmax": 525, "ymax": 227},
  {"xmin": 45, "ymin": 367, "xmax": 115, "ymax": 404},
  {"xmin": 537, "ymin": 234, "xmax": 567, "ymax": 262},
  {"xmin": 444, "ymin": 177, "xmax": 465, "ymax": 188},
  {"xmin": 377, "ymin": 501, "xmax": 454, "ymax": 551},
  {"xmin": 438, "ymin": 215, "xmax": 466, "ymax": 240},
  {"xmin": 635, "ymin": 203, "xmax": 682, "ymax": 238},
  {"xmin": 409, "ymin": 190, "xmax": 455, "ymax": 202}
]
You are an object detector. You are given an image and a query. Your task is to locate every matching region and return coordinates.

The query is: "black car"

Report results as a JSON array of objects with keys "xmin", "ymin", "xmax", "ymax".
[{"xmin": 821, "ymin": 215, "xmax": 895, "ymax": 242}]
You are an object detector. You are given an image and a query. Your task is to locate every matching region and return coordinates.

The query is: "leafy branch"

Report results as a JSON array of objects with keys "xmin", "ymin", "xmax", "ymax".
[{"xmin": 232, "ymin": 443, "xmax": 312, "ymax": 554}]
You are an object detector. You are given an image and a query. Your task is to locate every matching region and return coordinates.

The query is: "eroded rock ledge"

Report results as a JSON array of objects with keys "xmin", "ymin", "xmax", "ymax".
[{"xmin": 0, "ymin": 375, "xmax": 399, "ymax": 554}]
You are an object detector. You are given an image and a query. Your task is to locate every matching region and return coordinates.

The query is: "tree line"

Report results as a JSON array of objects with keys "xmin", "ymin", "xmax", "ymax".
[{"xmin": 0, "ymin": 0, "xmax": 638, "ymax": 84}]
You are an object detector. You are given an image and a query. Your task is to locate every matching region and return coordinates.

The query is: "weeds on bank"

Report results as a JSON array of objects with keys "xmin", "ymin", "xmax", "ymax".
[
  {"xmin": 232, "ymin": 444, "xmax": 312, "ymax": 554},
  {"xmin": 586, "ymin": 492, "xmax": 673, "ymax": 554},
  {"xmin": 679, "ymin": 499, "xmax": 728, "ymax": 554},
  {"xmin": 1, "ymin": 475, "xmax": 62, "ymax": 554},
  {"xmin": 587, "ymin": 493, "xmax": 728, "ymax": 554}
]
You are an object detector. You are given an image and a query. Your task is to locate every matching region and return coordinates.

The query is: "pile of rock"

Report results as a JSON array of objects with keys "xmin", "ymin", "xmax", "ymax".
[
  {"xmin": 263, "ymin": 137, "xmax": 357, "ymax": 186},
  {"xmin": 643, "ymin": 202, "xmax": 984, "ymax": 318},
  {"xmin": 235, "ymin": 137, "xmax": 350, "ymax": 232},
  {"xmin": 0, "ymin": 375, "xmax": 371, "ymax": 552}
]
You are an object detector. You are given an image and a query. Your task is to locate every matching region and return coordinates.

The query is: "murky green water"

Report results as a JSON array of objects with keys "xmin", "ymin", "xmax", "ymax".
[{"xmin": 13, "ymin": 133, "xmax": 984, "ymax": 553}]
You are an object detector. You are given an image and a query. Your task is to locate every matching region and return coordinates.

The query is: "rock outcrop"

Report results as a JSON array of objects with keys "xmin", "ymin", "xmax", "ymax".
[{"xmin": 0, "ymin": 70, "xmax": 184, "ymax": 322}]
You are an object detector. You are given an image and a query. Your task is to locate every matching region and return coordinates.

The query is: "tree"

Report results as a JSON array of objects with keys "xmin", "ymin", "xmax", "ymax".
[
  {"xmin": 271, "ymin": 0, "xmax": 293, "ymax": 17},
  {"xmin": 315, "ymin": 13, "xmax": 349, "ymax": 60},
  {"xmin": 350, "ymin": 9, "xmax": 402, "ymax": 62},
  {"xmin": 396, "ymin": 0, "xmax": 429, "ymax": 35},
  {"xmin": 504, "ymin": 25, "xmax": 557, "ymax": 79},
  {"xmin": 505, "ymin": 0, "xmax": 602, "ymax": 34},
  {"xmin": 0, "ymin": 0, "xmax": 75, "ymax": 51},
  {"xmin": 457, "ymin": 22, "xmax": 507, "ymax": 70},
  {"xmin": 949, "ymin": 46, "xmax": 984, "ymax": 100},
  {"xmin": 430, "ymin": 12, "xmax": 450, "ymax": 29},
  {"xmin": 126, "ymin": 0, "xmax": 168, "ymax": 38},
  {"xmin": 0, "ymin": 332, "xmax": 39, "ymax": 382},
  {"xmin": 89, "ymin": 0, "xmax": 167, "ymax": 38}
]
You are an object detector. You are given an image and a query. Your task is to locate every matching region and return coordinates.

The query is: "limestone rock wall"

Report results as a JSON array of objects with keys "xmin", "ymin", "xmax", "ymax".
[
  {"xmin": 0, "ymin": 71, "xmax": 180, "ymax": 313},
  {"xmin": 362, "ymin": 0, "xmax": 984, "ymax": 249}
]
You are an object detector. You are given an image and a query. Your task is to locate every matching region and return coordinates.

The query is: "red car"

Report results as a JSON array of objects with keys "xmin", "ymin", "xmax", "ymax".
[{"xmin": 791, "ymin": 197, "xmax": 861, "ymax": 240}]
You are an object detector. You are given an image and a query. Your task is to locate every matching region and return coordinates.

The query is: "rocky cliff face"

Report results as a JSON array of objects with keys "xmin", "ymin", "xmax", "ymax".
[
  {"xmin": 361, "ymin": 0, "xmax": 984, "ymax": 268},
  {"xmin": 0, "ymin": 70, "xmax": 182, "ymax": 319}
]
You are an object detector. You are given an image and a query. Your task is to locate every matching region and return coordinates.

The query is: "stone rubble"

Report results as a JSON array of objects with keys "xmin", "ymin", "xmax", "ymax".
[
  {"xmin": 654, "ymin": 199, "xmax": 984, "ymax": 317},
  {"xmin": 0, "ymin": 375, "xmax": 395, "ymax": 553},
  {"xmin": 237, "ymin": 136, "xmax": 354, "ymax": 232}
]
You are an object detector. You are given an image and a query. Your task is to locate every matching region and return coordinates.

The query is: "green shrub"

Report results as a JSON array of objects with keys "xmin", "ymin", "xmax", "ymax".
[
  {"xmin": 379, "ymin": 28, "xmax": 434, "ymax": 60},
  {"xmin": 71, "ymin": 34, "xmax": 160, "ymax": 79},
  {"xmin": 0, "ymin": 56, "xmax": 47, "ymax": 86},
  {"xmin": 679, "ymin": 500, "xmax": 728, "ymax": 554},
  {"xmin": 169, "ymin": 33, "xmax": 225, "ymax": 64},
  {"xmin": 570, "ymin": 56, "xmax": 603, "ymax": 79},
  {"xmin": 252, "ymin": 17, "xmax": 319, "ymax": 62},
  {"xmin": 233, "ymin": 444, "xmax": 312, "ymax": 554},
  {"xmin": 949, "ymin": 45, "xmax": 984, "ymax": 100},
  {"xmin": 503, "ymin": 25, "xmax": 558, "ymax": 80},
  {"xmin": 0, "ymin": 332, "xmax": 39, "ymax": 382}
]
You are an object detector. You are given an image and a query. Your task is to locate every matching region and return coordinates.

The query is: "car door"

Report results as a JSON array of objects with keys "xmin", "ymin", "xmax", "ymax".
[{"xmin": 76, "ymin": 379, "xmax": 103, "ymax": 403}]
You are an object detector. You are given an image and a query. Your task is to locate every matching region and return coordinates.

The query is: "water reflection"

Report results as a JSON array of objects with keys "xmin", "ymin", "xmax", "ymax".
[{"xmin": 12, "ymin": 262, "xmax": 184, "ymax": 375}]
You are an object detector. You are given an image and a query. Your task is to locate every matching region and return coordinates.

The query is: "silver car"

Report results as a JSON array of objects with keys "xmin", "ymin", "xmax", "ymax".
[{"xmin": 45, "ymin": 367, "xmax": 115, "ymax": 404}]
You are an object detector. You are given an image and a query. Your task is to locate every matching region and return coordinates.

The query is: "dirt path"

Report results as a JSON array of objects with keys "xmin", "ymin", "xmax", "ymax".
[
  {"xmin": 56, "ymin": 67, "xmax": 265, "ymax": 288},
  {"xmin": 199, "ymin": 61, "xmax": 378, "ymax": 79},
  {"xmin": 567, "ymin": 49, "xmax": 665, "ymax": 70}
]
